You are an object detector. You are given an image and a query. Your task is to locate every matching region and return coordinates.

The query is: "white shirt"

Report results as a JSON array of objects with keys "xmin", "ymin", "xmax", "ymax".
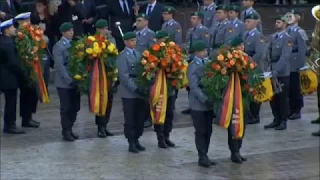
[
  {"xmin": 119, "ymin": 0, "xmax": 130, "ymax": 14},
  {"xmin": 146, "ymin": 1, "xmax": 157, "ymax": 15}
]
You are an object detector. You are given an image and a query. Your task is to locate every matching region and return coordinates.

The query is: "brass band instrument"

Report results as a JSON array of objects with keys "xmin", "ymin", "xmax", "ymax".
[
  {"xmin": 307, "ymin": 5, "xmax": 320, "ymax": 74},
  {"xmin": 115, "ymin": 22, "xmax": 124, "ymax": 37},
  {"xmin": 196, "ymin": 1, "xmax": 200, "ymax": 11}
]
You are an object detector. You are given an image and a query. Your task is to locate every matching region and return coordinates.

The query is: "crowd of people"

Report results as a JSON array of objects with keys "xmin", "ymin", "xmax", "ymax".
[{"xmin": 0, "ymin": 0, "xmax": 319, "ymax": 168}]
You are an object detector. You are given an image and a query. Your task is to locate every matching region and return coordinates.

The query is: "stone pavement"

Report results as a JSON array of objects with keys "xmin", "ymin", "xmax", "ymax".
[{"xmin": 0, "ymin": 86, "xmax": 319, "ymax": 179}]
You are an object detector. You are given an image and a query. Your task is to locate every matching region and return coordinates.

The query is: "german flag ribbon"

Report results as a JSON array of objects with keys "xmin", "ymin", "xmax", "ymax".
[
  {"xmin": 89, "ymin": 59, "xmax": 108, "ymax": 116},
  {"xmin": 34, "ymin": 60, "xmax": 49, "ymax": 103},
  {"xmin": 149, "ymin": 69, "xmax": 168, "ymax": 125},
  {"xmin": 214, "ymin": 72, "xmax": 244, "ymax": 139}
]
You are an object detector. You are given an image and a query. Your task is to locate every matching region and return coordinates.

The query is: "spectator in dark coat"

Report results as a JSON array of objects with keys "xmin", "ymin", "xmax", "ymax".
[
  {"xmin": 81, "ymin": 0, "xmax": 98, "ymax": 35},
  {"xmin": 0, "ymin": 0, "xmax": 22, "ymax": 20},
  {"xmin": 139, "ymin": 0, "xmax": 164, "ymax": 32}
]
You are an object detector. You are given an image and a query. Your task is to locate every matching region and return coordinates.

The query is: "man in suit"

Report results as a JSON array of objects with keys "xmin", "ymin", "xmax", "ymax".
[
  {"xmin": 139, "ymin": 0, "xmax": 164, "ymax": 32},
  {"xmin": 0, "ymin": 0, "xmax": 22, "ymax": 20},
  {"xmin": 0, "ymin": 19, "xmax": 26, "ymax": 134},
  {"xmin": 264, "ymin": 15, "xmax": 291, "ymax": 131},
  {"xmin": 200, "ymin": 0, "xmax": 217, "ymax": 31},
  {"xmin": 81, "ymin": 0, "xmax": 98, "ymax": 35},
  {"xmin": 241, "ymin": 0, "xmax": 262, "ymax": 33},
  {"xmin": 134, "ymin": 13, "xmax": 155, "ymax": 53},
  {"xmin": 116, "ymin": 32, "xmax": 148, "ymax": 153},
  {"xmin": 161, "ymin": 6, "xmax": 182, "ymax": 46},
  {"xmin": 53, "ymin": 22, "xmax": 81, "ymax": 141},
  {"xmin": 227, "ymin": 4, "xmax": 245, "ymax": 39},
  {"xmin": 58, "ymin": 0, "xmax": 86, "ymax": 38},
  {"xmin": 286, "ymin": 9, "xmax": 308, "ymax": 120},
  {"xmin": 243, "ymin": 13, "xmax": 267, "ymax": 124},
  {"xmin": 107, "ymin": 0, "xmax": 136, "ymax": 51}
]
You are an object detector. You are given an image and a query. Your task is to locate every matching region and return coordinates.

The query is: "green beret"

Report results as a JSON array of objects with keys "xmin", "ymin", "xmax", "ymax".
[
  {"xmin": 59, "ymin": 22, "xmax": 73, "ymax": 33},
  {"xmin": 290, "ymin": 9, "xmax": 301, "ymax": 16},
  {"xmin": 136, "ymin": 13, "xmax": 149, "ymax": 20},
  {"xmin": 216, "ymin": 5, "xmax": 228, "ymax": 11},
  {"xmin": 227, "ymin": 37, "xmax": 243, "ymax": 47},
  {"xmin": 244, "ymin": 13, "xmax": 259, "ymax": 20},
  {"xmin": 275, "ymin": 15, "xmax": 286, "ymax": 22},
  {"xmin": 163, "ymin": 6, "xmax": 176, "ymax": 14},
  {"xmin": 95, "ymin": 19, "xmax": 108, "ymax": 29},
  {"xmin": 123, "ymin": 32, "xmax": 136, "ymax": 40},
  {"xmin": 192, "ymin": 40, "xmax": 207, "ymax": 52},
  {"xmin": 155, "ymin": 30, "xmax": 169, "ymax": 39},
  {"xmin": 191, "ymin": 11, "xmax": 204, "ymax": 19},
  {"xmin": 227, "ymin": 4, "xmax": 240, "ymax": 12}
]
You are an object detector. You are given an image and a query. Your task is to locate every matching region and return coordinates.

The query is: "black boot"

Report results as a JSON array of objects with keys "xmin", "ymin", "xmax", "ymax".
[
  {"xmin": 264, "ymin": 119, "xmax": 280, "ymax": 129},
  {"xmin": 71, "ymin": 130, "xmax": 79, "ymax": 139},
  {"xmin": 97, "ymin": 126, "xmax": 107, "ymax": 138},
  {"xmin": 157, "ymin": 133, "xmax": 167, "ymax": 148},
  {"xmin": 198, "ymin": 156, "xmax": 211, "ymax": 168},
  {"xmin": 62, "ymin": 129, "xmax": 75, "ymax": 142},
  {"xmin": 311, "ymin": 130, "xmax": 320, "ymax": 136},
  {"xmin": 239, "ymin": 153, "xmax": 247, "ymax": 161},
  {"xmin": 3, "ymin": 124, "xmax": 26, "ymax": 134},
  {"xmin": 181, "ymin": 108, "xmax": 191, "ymax": 115},
  {"xmin": 196, "ymin": 136, "xmax": 211, "ymax": 167},
  {"xmin": 275, "ymin": 121, "xmax": 287, "ymax": 130},
  {"xmin": 22, "ymin": 119, "xmax": 40, "ymax": 128},
  {"xmin": 231, "ymin": 152, "xmax": 242, "ymax": 164},
  {"xmin": 288, "ymin": 112, "xmax": 301, "ymax": 120},
  {"xmin": 105, "ymin": 128, "xmax": 114, "ymax": 136},
  {"xmin": 128, "ymin": 139, "xmax": 139, "ymax": 153},
  {"xmin": 165, "ymin": 136, "xmax": 175, "ymax": 147},
  {"xmin": 135, "ymin": 139, "xmax": 146, "ymax": 151},
  {"xmin": 311, "ymin": 117, "xmax": 320, "ymax": 124},
  {"xmin": 144, "ymin": 119, "xmax": 152, "ymax": 128}
]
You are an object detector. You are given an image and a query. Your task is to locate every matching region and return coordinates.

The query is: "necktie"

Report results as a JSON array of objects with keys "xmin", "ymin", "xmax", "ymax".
[
  {"xmin": 274, "ymin": 34, "xmax": 279, "ymax": 40},
  {"xmin": 132, "ymin": 50, "xmax": 137, "ymax": 58},
  {"xmin": 288, "ymin": 28, "xmax": 292, "ymax": 34},
  {"xmin": 244, "ymin": 11, "xmax": 247, "ymax": 19},
  {"xmin": 147, "ymin": 5, "xmax": 152, "ymax": 15},
  {"xmin": 137, "ymin": 32, "xmax": 141, "ymax": 36},
  {"xmin": 201, "ymin": 59, "xmax": 205, "ymax": 65},
  {"xmin": 205, "ymin": 7, "xmax": 208, "ymax": 11},
  {"xmin": 165, "ymin": 23, "xmax": 168, "ymax": 27},
  {"xmin": 122, "ymin": 0, "xmax": 129, "ymax": 15},
  {"xmin": 245, "ymin": 32, "xmax": 249, "ymax": 39}
]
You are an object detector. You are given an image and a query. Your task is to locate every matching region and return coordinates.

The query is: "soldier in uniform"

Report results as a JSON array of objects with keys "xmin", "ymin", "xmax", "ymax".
[
  {"xmin": 200, "ymin": 0, "xmax": 217, "ymax": 30},
  {"xmin": 14, "ymin": 12, "xmax": 40, "ymax": 128},
  {"xmin": 286, "ymin": 10, "xmax": 308, "ymax": 120},
  {"xmin": 264, "ymin": 15, "xmax": 292, "ymax": 131},
  {"xmin": 210, "ymin": 5, "xmax": 234, "ymax": 55},
  {"xmin": 161, "ymin": 6, "xmax": 182, "ymax": 46},
  {"xmin": 243, "ymin": 13, "xmax": 267, "ymax": 124},
  {"xmin": 116, "ymin": 32, "xmax": 148, "ymax": 153},
  {"xmin": 241, "ymin": 0, "xmax": 262, "ymax": 33},
  {"xmin": 94, "ymin": 19, "xmax": 116, "ymax": 138},
  {"xmin": 0, "ymin": 19, "xmax": 26, "ymax": 134},
  {"xmin": 134, "ymin": 13, "xmax": 155, "ymax": 54},
  {"xmin": 181, "ymin": 11, "xmax": 211, "ymax": 115},
  {"xmin": 53, "ymin": 22, "xmax": 81, "ymax": 141},
  {"xmin": 188, "ymin": 40, "xmax": 215, "ymax": 168},
  {"xmin": 227, "ymin": 4, "xmax": 245, "ymax": 39}
]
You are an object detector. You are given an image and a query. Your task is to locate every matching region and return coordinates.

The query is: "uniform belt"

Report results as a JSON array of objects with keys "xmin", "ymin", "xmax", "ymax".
[
  {"xmin": 292, "ymin": 49, "xmax": 298, "ymax": 53},
  {"xmin": 212, "ymin": 43, "xmax": 222, "ymax": 49},
  {"xmin": 246, "ymin": 51, "xmax": 256, "ymax": 57},
  {"xmin": 129, "ymin": 74, "xmax": 137, "ymax": 78}
]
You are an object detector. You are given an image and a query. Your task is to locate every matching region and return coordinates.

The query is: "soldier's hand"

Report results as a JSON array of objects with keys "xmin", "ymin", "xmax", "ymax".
[
  {"xmin": 0, "ymin": 11, "xmax": 6, "ymax": 18},
  {"xmin": 135, "ymin": 87, "xmax": 147, "ymax": 96}
]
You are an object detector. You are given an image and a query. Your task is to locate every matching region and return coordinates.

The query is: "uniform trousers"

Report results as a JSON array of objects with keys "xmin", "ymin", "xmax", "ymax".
[
  {"xmin": 249, "ymin": 101, "xmax": 261, "ymax": 120},
  {"xmin": 2, "ymin": 89, "xmax": 18, "ymax": 129},
  {"xmin": 270, "ymin": 77, "xmax": 290, "ymax": 123},
  {"xmin": 57, "ymin": 88, "xmax": 80, "ymax": 130},
  {"xmin": 154, "ymin": 96, "xmax": 175, "ymax": 138},
  {"xmin": 289, "ymin": 72, "xmax": 304, "ymax": 113},
  {"xmin": 122, "ymin": 98, "xmax": 146, "ymax": 142},
  {"xmin": 191, "ymin": 110, "xmax": 214, "ymax": 157},
  {"xmin": 95, "ymin": 91, "xmax": 114, "ymax": 126},
  {"xmin": 20, "ymin": 86, "xmax": 38, "ymax": 122},
  {"xmin": 228, "ymin": 123, "xmax": 246, "ymax": 153}
]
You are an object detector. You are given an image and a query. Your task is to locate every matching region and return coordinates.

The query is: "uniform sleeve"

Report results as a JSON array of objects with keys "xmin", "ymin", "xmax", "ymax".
[
  {"xmin": 173, "ymin": 23, "xmax": 182, "ymax": 45},
  {"xmin": 253, "ymin": 34, "xmax": 267, "ymax": 63},
  {"xmin": 148, "ymin": 31, "xmax": 155, "ymax": 49},
  {"xmin": 116, "ymin": 53, "xmax": 138, "ymax": 92},
  {"xmin": 209, "ymin": 10, "xmax": 217, "ymax": 30},
  {"xmin": 52, "ymin": 43, "xmax": 73, "ymax": 85},
  {"xmin": 256, "ymin": 12, "xmax": 263, "ymax": 34},
  {"xmin": 274, "ymin": 36, "xmax": 292, "ymax": 75},
  {"xmin": 187, "ymin": 63, "xmax": 208, "ymax": 104},
  {"xmin": 297, "ymin": 30, "xmax": 308, "ymax": 69},
  {"xmin": 201, "ymin": 28, "xmax": 211, "ymax": 48}
]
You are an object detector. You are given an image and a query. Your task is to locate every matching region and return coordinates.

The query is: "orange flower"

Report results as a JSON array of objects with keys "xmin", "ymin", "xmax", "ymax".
[
  {"xmin": 217, "ymin": 54, "xmax": 224, "ymax": 61},
  {"xmin": 34, "ymin": 36, "xmax": 41, "ymax": 42},
  {"xmin": 143, "ymin": 50, "xmax": 150, "ymax": 57},
  {"xmin": 150, "ymin": 62, "xmax": 156, "ymax": 68},
  {"xmin": 207, "ymin": 72, "xmax": 214, "ymax": 78},
  {"xmin": 171, "ymin": 79, "xmax": 178, "ymax": 86},
  {"xmin": 169, "ymin": 41, "xmax": 176, "ymax": 47},
  {"xmin": 17, "ymin": 32, "xmax": 24, "ymax": 40},
  {"xmin": 160, "ymin": 42, "xmax": 166, "ymax": 47},
  {"xmin": 152, "ymin": 44, "xmax": 161, "ymax": 51},
  {"xmin": 227, "ymin": 53, "xmax": 233, "ymax": 59},
  {"xmin": 160, "ymin": 60, "xmax": 168, "ymax": 67},
  {"xmin": 211, "ymin": 63, "xmax": 221, "ymax": 70},
  {"xmin": 141, "ymin": 59, "xmax": 147, "ymax": 65},
  {"xmin": 249, "ymin": 63, "xmax": 255, "ymax": 69},
  {"xmin": 148, "ymin": 54, "xmax": 158, "ymax": 62},
  {"xmin": 221, "ymin": 68, "xmax": 227, "ymax": 75},
  {"xmin": 229, "ymin": 60, "xmax": 235, "ymax": 66},
  {"xmin": 40, "ymin": 41, "xmax": 47, "ymax": 48},
  {"xmin": 242, "ymin": 74, "xmax": 248, "ymax": 80}
]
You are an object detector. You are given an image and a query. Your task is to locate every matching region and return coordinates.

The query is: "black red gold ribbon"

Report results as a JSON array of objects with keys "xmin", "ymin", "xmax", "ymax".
[{"xmin": 34, "ymin": 60, "xmax": 49, "ymax": 103}]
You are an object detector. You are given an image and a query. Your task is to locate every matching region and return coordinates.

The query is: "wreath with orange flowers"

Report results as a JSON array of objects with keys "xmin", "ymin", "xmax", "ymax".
[
  {"xmin": 136, "ymin": 41, "xmax": 188, "ymax": 91},
  {"xmin": 201, "ymin": 46, "xmax": 264, "ymax": 109},
  {"xmin": 16, "ymin": 22, "xmax": 47, "ymax": 84}
]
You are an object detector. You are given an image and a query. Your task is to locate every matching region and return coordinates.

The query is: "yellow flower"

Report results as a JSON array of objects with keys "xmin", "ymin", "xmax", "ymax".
[
  {"xmin": 93, "ymin": 47, "xmax": 101, "ymax": 54},
  {"xmin": 86, "ymin": 48, "xmax": 93, "ymax": 54},
  {"xmin": 93, "ymin": 42, "xmax": 99, "ymax": 48},
  {"xmin": 79, "ymin": 44, "xmax": 84, "ymax": 48},
  {"xmin": 74, "ymin": 74, "xmax": 82, "ymax": 80},
  {"xmin": 113, "ymin": 77, "xmax": 118, "ymax": 82},
  {"xmin": 88, "ymin": 36, "xmax": 95, "ymax": 41},
  {"xmin": 102, "ymin": 42, "xmax": 106, "ymax": 49},
  {"xmin": 113, "ymin": 68, "xmax": 118, "ymax": 73},
  {"xmin": 108, "ymin": 43, "xmax": 116, "ymax": 52}
]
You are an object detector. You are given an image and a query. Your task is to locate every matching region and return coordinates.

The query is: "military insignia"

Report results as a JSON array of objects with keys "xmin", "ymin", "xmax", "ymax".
[
  {"xmin": 205, "ymin": 32, "xmax": 210, "ymax": 37},
  {"xmin": 228, "ymin": 28, "xmax": 233, "ymax": 33},
  {"xmin": 153, "ymin": 38, "xmax": 157, "ymax": 42},
  {"xmin": 287, "ymin": 40, "xmax": 292, "ymax": 46},
  {"xmin": 260, "ymin": 37, "xmax": 265, "ymax": 42},
  {"xmin": 177, "ymin": 28, "xmax": 181, "ymax": 32}
]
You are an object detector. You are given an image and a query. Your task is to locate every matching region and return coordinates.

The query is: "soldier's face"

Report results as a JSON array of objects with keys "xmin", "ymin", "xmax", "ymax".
[
  {"xmin": 190, "ymin": 16, "xmax": 201, "ymax": 25},
  {"xmin": 5, "ymin": 26, "xmax": 16, "ymax": 36},
  {"xmin": 63, "ymin": 29, "xmax": 74, "ymax": 40},
  {"xmin": 196, "ymin": 50, "xmax": 207, "ymax": 58},
  {"xmin": 244, "ymin": 19, "xmax": 256, "ymax": 30},
  {"xmin": 236, "ymin": 44, "xmax": 245, "ymax": 51},
  {"xmin": 162, "ymin": 12, "xmax": 171, "ymax": 21},
  {"xmin": 242, "ymin": 0, "xmax": 253, "ymax": 8},
  {"xmin": 97, "ymin": 28, "xmax": 108, "ymax": 36},
  {"xmin": 228, "ymin": 10, "xmax": 238, "ymax": 20},
  {"xmin": 275, "ymin": 20, "xmax": 286, "ymax": 30},
  {"xmin": 216, "ymin": 10, "xmax": 227, "ymax": 21},
  {"xmin": 136, "ymin": 18, "xmax": 147, "ymax": 29},
  {"xmin": 125, "ymin": 38, "xmax": 136, "ymax": 49}
]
